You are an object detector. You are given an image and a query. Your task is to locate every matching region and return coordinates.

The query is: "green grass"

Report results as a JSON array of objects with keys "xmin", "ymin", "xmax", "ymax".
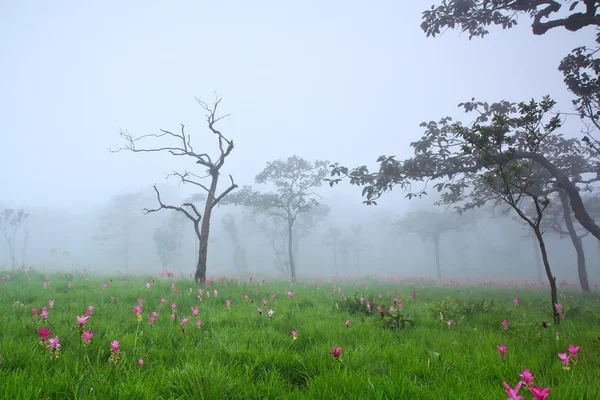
[{"xmin": 0, "ymin": 270, "xmax": 599, "ymax": 399}]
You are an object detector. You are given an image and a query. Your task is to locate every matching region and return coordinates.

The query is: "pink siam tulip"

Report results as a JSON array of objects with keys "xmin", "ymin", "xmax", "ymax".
[
  {"xmin": 38, "ymin": 327, "xmax": 52, "ymax": 346},
  {"xmin": 291, "ymin": 330, "xmax": 297, "ymax": 340},
  {"xmin": 109, "ymin": 340, "xmax": 120, "ymax": 364},
  {"xmin": 567, "ymin": 344, "xmax": 580, "ymax": 361},
  {"xmin": 329, "ymin": 346, "xmax": 343, "ymax": 361},
  {"xmin": 191, "ymin": 307, "xmax": 199, "ymax": 318},
  {"xmin": 345, "ymin": 320, "xmax": 351, "ymax": 328},
  {"xmin": 197, "ymin": 320, "xmax": 202, "ymax": 328},
  {"xmin": 47, "ymin": 336, "xmax": 61, "ymax": 360},
  {"xmin": 558, "ymin": 353, "xmax": 570, "ymax": 369},
  {"xmin": 226, "ymin": 300, "xmax": 231, "ymax": 310},
  {"xmin": 31, "ymin": 307, "xmax": 38, "ymax": 318},
  {"xmin": 513, "ymin": 298, "xmax": 519, "ymax": 308},
  {"xmin": 267, "ymin": 309, "xmax": 274, "ymax": 319},
  {"xmin": 132, "ymin": 305, "xmax": 143, "ymax": 322},
  {"xmin": 502, "ymin": 320, "xmax": 508, "ymax": 330},
  {"xmin": 257, "ymin": 308, "xmax": 262, "ymax": 316},
  {"xmin": 81, "ymin": 331, "xmax": 94, "ymax": 346},
  {"xmin": 528, "ymin": 385, "xmax": 550, "ymax": 399},
  {"xmin": 502, "ymin": 381, "xmax": 524, "ymax": 400},
  {"xmin": 180, "ymin": 317, "xmax": 189, "ymax": 333},
  {"xmin": 287, "ymin": 291, "xmax": 294, "ymax": 299},
  {"xmin": 76, "ymin": 315, "xmax": 90, "ymax": 332},
  {"xmin": 139, "ymin": 358, "xmax": 144, "ymax": 367},
  {"xmin": 518, "ymin": 369, "xmax": 534, "ymax": 387},
  {"xmin": 49, "ymin": 300, "xmax": 54, "ymax": 309},
  {"xmin": 40, "ymin": 310, "xmax": 49, "ymax": 321},
  {"xmin": 496, "ymin": 345, "xmax": 507, "ymax": 361}
]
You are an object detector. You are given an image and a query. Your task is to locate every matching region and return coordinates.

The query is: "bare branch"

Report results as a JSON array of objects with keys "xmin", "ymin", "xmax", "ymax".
[{"xmin": 212, "ymin": 174, "xmax": 238, "ymax": 209}]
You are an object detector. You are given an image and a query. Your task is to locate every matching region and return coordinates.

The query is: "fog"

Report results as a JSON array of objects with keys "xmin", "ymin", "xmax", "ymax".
[{"xmin": 1, "ymin": 1, "xmax": 598, "ymax": 284}]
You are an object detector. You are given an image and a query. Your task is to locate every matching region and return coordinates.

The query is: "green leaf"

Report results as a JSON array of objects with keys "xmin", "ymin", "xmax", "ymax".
[{"xmin": 569, "ymin": 1, "xmax": 579, "ymax": 11}]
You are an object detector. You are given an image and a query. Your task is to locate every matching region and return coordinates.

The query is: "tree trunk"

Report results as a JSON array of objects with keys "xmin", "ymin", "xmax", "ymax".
[
  {"xmin": 514, "ymin": 152, "xmax": 600, "ymax": 240},
  {"xmin": 533, "ymin": 227, "xmax": 560, "ymax": 325},
  {"xmin": 533, "ymin": 235, "xmax": 543, "ymax": 282},
  {"xmin": 287, "ymin": 218, "xmax": 296, "ymax": 282},
  {"xmin": 354, "ymin": 248, "xmax": 360, "ymax": 276},
  {"xmin": 195, "ymin": 173, "xmax": 219, "ymax": 284},
  {"xmin": 433, "ymin": 235, "xmax": 441, "ymax": 280},
  {"xmin": 558, "ymin": 189, "xmax": 589, "ymax": 292}
]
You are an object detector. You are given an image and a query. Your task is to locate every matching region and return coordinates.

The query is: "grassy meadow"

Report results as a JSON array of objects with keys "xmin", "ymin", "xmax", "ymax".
[{"xmin": 0, "ymin": 269, "xmax": 599, "ymax": 399}]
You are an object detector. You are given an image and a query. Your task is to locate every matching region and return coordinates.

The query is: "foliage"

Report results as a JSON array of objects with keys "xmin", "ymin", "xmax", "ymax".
[
  {"xmin": 382, "ymin": 309, "xmax": 415, "ymax": 331},
  {"xmin": 428, "ymin": 297, "xmax": 495, "ymax": 323},
  {"xmin": 1, "ymin": 271, "xmax": 599, "ymax": 398}
]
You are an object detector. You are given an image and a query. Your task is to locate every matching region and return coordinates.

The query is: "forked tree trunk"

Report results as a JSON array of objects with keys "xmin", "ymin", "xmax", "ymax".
[
  {"xmin": 533, "ymin": 227, "xmax": 560, "ymax": 325},
  {"xmin": 533, "ymin": 235, "xmax": 543, "ymax": 282},
  {"xmin": 558, "ymin": 190, "xmax": 589, "ymax": 292},
  {"xmin": 195, "ymin": 172, "xmax": 219, "ymax": 284},
  {"xmin": 287, "ymin": 218, "xmax": 296, "ymax": 282}
]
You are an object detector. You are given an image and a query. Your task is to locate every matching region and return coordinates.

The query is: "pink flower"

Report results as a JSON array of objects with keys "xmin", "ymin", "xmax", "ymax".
[
  {"xmin": 257, "ymin": 308, "xmax": 262, "ymax": 316},
  {"xmin": 503, "ymin": 381, "xmax": 524, "ymax": 400},
  {"xmin": 81, "ymin": 331, "xmax": 94, "ymax": 346},
  {"xmin": 345, "ymin": 320, "xmax": 351, "ymax": 328},
  {"xmin": 287, "ymin": 291, "xmax": 294, "ymax": 299},
  {"xmin": 161, "ymin": 298, "xmax": 166, "ymax": 305},
  {"xmin": 329, "ymin": 346, "xmax": 343, "ymax": 361},
  {"xmin": 49, "ymin": 300, "xmax": 54, "ymax": 309},
  {"xmin": 243, "ymin": 294, "xmax": 249, "ymax": 301},
  {"xmin": 291, "ymin": 330, "xmax": 297, "ymax": 340},
  {"xmin": 271, "ymin": 293, "xmax": 277, "ymax": 300},
  {"xmin": 226, "ymin": 300, "xmax": 231, "ymax": 309},
  {"xmin": 191, "ymin": 307, "xmax": 199, "ymax": 317},
  {"xmin": 213, "ymin": 290, "xmax": 218, "ymax": 297},
  {"xmin": 38, "ymin": 327, "xmax": 53, "ymax": 344},
  {"xmin": 567, "ymin": 344, "xmax": 580, "ymax": 360},
  {"xmin": 132, "ymin": 305, "xmax": 143, "ymax": 319},
  {"xmin": 171, "ymin": 313, "xmax": 176, "ymax": 321},
  {"xmin": 146, "ymin": 283, "xmax": 151, "ymax": 290},
  {"xmin": 447, "ymin": 320, "xmax": 453, "ymax": 328},
  {"xmin": 262, "ymin": 299, "xmax": 267, "ymax": 308},
  {"xmin": 197, "ymin": 320, "xmax": 202, "ymax": 328},
  {"xmin": 47, "ymin": 336, "xmax": 61, "ymax": 351},
  {"xmin": 40, "ymin": 310, "xmax": 49, "ymax": 321},
  {"xmin": 31, "ymin": 307, "xmax": 38, "ymax": 316},
  {"xmin": 519, "ymin": 369, "xmax": 534, "ymax": 386},
  {"xmin": 411, "ymin": 292, "xmax": 416, "ymax": 301},
  {"xmin": 171, "ymin": 303, "xmax": 177, "ymax": 311},
  {"xmin": 76, "ymin": 315, "xmax": 90, "ymax": 327},
  {"xmin": 513, "ymin": 298, "xmax": 519, "ymax": 308},
  {"xmin": 267, "ymin": 309, "xmax": 274, "ymax": 319},
  {"xmin": 497, "ymin": 345, "xmax": 507, "ymax": 360},
  {"xmin": 558, "ymin": 352, "xmax": 570, "ymax": 367},
  {"xmin": 528, "ymin": 385, "xmax": 550, "ymax": 400},
  {"xmin": 110, "ymin": 340, "xmax": 120, "ymax": 353},
  {"xmin": 502, "ymin": 320, "xmax": 508, "ymax": 329},
  {"xmin": 138, "ymin": 358, "xmax": 144, "ymax": 367}
]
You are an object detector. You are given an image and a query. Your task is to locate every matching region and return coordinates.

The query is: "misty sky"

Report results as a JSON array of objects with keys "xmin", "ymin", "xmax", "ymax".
[{"xmin": 0, "ymin": 1, "xmax": 592, "ymax": 210}]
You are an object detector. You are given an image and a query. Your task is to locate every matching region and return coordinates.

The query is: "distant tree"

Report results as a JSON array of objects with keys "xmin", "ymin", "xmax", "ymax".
[
  {"xmin": 225, "ymin": 155, "xmax": 329, "ymax": 282},
  {"xmin": 322, "ymin": 224, "xmax": 343, "ymax": 278},
  {"xmin": 112, "ymin": 96, "xmax": 238, "ymax": 283},
  {"xmin": 395, "ymin": 210, "xmax": 462, "ymax": 280},
  {"xmin": 0, "ymin": 208, "xmax": 29, "ymax": 269},
  {"xmin": 92, "ymin": 191, "xmax": 145, "ymax": 272},
  {"xmin": 335, "ymin": 224, "xmax": 369, "ymax": 276},
  {"xmin": 222, "ymin": 213, "xmax": 248, "ymax": 273},
  {"xmin": 153, "ymin": 211, "xmax": 186, "ymax": 272}
]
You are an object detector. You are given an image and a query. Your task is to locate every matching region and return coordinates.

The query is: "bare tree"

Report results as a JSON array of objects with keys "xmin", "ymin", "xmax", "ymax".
[
  {"xmin": 112, "ymin": 96, "xmax": 237, "ymax": 283},
  {"xmin": 0, "ymin": 208, "xmax": 29, "ymax": 269}
]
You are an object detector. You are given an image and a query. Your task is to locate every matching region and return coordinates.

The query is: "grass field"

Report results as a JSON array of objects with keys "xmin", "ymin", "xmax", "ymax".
[{"xmin": 0, "ymin": 269, "xmax": 599, "ymax": 399}]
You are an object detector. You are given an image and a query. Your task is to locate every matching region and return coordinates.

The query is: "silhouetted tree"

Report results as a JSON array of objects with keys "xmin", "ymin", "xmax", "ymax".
[
  {"xmin": 92, "ymin": 191, "xmax": 145, "ymax": 272},
  {"xmin": 222, "ymin": 213, "xmax": 248, "ymax": 273},
  {"xmin": 112, "ymin": 96, "xmax": 237, "ymax": 283},
  {"xmin": 226, "ymin": 155, "xmax": 329, "ymax": 282},
  {"xmin": 396, "ymin": 210, "xmax": 462, "ymax": 280},
  {"xmin": 0, "ymin": 208, "xmax": 29, "ymax": 269}
]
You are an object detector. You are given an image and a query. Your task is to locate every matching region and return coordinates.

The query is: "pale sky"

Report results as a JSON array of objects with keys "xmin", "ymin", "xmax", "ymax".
[{"xmin": 0, "ymin": 1, "xmax": 593, "ymax": 209}]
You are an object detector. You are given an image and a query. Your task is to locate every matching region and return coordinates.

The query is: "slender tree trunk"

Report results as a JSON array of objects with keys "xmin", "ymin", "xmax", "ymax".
[
  {"xmin": 287, "ymin": 218, "xmax": 296, "ymax": 282},
  {"xmin": 195, "ymin": 174, "xmax": 219, "ymax": 283},
  {"xmin": 433, "ymin": 235, "xmax": 441, "ymax": 280},
  {"xmin": 533, "ymin": 235, "xmax": 543, "ymax": 282},
  {"xmin": 559, "ymin": 190, "xmax": 589, "ymax": 292},
  {"xmin": 533, "ymin": 227, "xmax": 560, "ymax": 325}
]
